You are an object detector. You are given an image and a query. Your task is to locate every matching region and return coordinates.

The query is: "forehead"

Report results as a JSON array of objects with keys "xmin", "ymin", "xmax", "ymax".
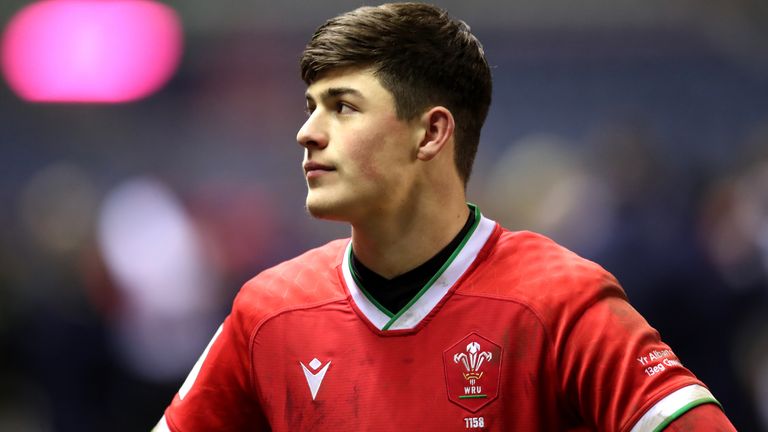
[{"xmin": 305, "ymin": 67, "xmax": 392, "ymax": 101}]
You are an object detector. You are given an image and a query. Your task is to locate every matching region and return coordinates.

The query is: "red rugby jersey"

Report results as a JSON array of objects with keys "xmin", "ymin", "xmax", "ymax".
[{"xmin": 157, "ymin": 211, "xmax": 720, "ymax": 431}]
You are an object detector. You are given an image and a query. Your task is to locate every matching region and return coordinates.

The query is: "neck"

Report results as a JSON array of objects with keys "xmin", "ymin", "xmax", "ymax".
[{"xmin": 350, "ymin": 195, "xmax": 470, "ymax": 279}]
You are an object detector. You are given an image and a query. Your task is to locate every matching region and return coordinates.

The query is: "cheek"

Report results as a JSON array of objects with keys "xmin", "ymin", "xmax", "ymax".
[
  {"xmin": 347, "ymin": 130, "xmax": 385, "ymax": 180},
  {"xmin": 350, "ymin": 141, "xmax": 381, "ymax": 180},
  {"xmin": 346, "ymin": 118, "xmax": 411, "ymax": 182}
]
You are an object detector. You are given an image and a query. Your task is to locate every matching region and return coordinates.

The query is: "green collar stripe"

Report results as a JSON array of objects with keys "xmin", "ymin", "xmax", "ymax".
[
  {"xmin": 348, "ymin": 248, "xmax": 395, "ymax": 318},
  {"xmin": 381, "ymin": 204, "xmax": 481, "ymax": 330},
  {"xmin": 341, "ymin": 204, "xmax": 495, "ymax": 331}
]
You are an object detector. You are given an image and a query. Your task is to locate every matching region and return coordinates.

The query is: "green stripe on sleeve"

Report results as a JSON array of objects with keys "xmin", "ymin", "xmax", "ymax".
[{"xmin": 652, "ymin": 397, "xmax": 722, "ymax": 432}]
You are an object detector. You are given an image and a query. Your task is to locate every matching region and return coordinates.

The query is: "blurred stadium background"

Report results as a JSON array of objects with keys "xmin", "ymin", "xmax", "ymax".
[{"xmin": 1, "ymin": 0, "xmax": 767, "ymax": 430}]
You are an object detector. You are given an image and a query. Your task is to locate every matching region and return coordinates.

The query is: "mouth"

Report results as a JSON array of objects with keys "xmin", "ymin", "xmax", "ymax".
[{"xmin": 303, "ymin": 161, "xmax": 335, "ymax": 178}]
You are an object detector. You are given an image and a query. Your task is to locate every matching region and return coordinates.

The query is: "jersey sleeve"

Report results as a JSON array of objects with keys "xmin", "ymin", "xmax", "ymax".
[
  {"xmin": 558, "ymin": 288, "xmax": 723, "ymax": 432},
  {"xmin": 663, "ymin": 403, "xmax": 737, "ymax": 431},
  {"xmin": 157, "ymin": 291, "xmax": 268, "ymax": 431}
]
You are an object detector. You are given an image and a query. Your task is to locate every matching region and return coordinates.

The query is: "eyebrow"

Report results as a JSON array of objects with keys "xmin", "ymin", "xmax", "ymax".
[{"xmin": 305, "ymin": 87, "xmax": 363, "ymax": 103}]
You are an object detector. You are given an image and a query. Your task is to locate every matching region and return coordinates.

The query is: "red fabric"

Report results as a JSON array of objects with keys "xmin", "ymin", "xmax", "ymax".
[{"xmin": 163, "ymin": 228, "xmax": 721, "ymax": 431}]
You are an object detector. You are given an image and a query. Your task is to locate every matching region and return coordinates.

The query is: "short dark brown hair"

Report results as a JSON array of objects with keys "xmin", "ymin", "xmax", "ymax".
[{"xmin": 300, "ymin": 2, "xmax": 492, "ymax": 185}]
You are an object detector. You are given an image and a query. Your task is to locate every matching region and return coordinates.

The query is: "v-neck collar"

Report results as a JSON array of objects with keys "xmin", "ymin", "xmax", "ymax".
[{"xmin": 341, "ymin": 204, "xmax": 496, "ymax": 331}]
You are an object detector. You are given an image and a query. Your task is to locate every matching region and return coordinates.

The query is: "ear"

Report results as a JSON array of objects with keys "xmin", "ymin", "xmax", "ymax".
[{"xmin": 417, "ymin": 106, "xmax": 455, "ymax": 161}]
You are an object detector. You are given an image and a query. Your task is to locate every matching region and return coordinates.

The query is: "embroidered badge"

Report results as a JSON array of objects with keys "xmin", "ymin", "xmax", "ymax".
[{"xmin": 443, "ymin": 332, "xmax": 502, "ymax": 412}]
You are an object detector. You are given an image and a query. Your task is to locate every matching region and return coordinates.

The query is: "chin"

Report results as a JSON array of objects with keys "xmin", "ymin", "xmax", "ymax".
[
  {"xmin": 305, "ymin": 188, "xmax": 375, "ymax": 223},
  {"xmin": 305, "ymin": 197, "xmax": 348, "ymax": 221}
]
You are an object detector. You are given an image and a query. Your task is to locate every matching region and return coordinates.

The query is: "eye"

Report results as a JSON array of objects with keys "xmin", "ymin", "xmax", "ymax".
[
  {"xmin": 335, "ymin": 102, "xmax": 355, "ymax": 114},
  {"xmin": 304, "ymin": 103, "xmax": 316, "ymax": 116}
]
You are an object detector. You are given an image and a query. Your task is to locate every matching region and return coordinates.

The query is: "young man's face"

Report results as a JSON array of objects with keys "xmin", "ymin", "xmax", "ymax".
[{"xmin": 297, "ymin": 68, "xmax": 423, "ymax": 223}]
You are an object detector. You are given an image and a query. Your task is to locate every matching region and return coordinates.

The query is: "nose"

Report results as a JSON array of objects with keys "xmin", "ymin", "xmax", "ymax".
[{"xmin": 296, "ymin": 111, "xmax": 328, "ymax": 149}]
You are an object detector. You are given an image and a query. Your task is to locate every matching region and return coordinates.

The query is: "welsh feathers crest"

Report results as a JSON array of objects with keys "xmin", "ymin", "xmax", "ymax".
[
  {"xmin": 454, "ymin": 342, "xmax": 493, "ymax": 384},
  {"xmin": 443, "ymin": 333, "xmax": 502, "ymax": 412}
]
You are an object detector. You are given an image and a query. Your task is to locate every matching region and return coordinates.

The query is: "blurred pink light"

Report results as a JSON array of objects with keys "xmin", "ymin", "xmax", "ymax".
[{"xmin": 1, "ymin": 0, "xmax": 183, "ymax": 103}]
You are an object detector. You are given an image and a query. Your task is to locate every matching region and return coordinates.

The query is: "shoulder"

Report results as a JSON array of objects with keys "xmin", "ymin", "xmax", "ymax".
[
  {"xmin": 495, "ymin": 229, "xmax": 618, "ymax": 292},
  {"xmin": 230, "ymin": 238, "xmax": 349, "ymax": 331},
  {"xmin": 463, "ymin": 228, "xmax": 625, "ymax": 320}
]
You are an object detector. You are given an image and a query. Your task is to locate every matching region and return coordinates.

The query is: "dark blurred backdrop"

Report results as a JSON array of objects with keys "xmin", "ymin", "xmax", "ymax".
[{"xmin": 1, "ymin": 1, "xmax": 768, "ymax": 430}]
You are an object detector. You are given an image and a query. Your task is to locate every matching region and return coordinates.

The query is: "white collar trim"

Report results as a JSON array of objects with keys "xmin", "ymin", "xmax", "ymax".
[{"xmin": 342, "ymin": 211, "xmax": 496, "ymax": 331}]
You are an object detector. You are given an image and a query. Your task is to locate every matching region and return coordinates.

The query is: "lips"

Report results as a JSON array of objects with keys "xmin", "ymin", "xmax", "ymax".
[{"xmin": 303, "ymin": 161, "xmax": 335, "ymax": 178}]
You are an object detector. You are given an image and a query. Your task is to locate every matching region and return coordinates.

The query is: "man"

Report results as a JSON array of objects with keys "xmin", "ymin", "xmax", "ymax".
[{"xmin": 156, "ymin": 3, "xmax": 736, "ymax": 430}]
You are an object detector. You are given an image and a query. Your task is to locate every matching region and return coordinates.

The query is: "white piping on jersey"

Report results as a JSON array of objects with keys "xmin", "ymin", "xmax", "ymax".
[
  {"xmin": 152, "ymin": 415, "xmax": 172, "ymax": 432},
  {"xmin": 342, "ymin": 205, "xmax": 496, "ymax": 331},
  {"xmin": 179, "ymin": 323, "xmax": 224, "ymax": 400},
  {"xmin": 629, "ymin": 384, "xmax": 720, "ymax": 432}
]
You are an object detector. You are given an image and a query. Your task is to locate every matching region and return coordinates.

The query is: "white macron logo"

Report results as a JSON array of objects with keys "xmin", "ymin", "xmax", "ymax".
[{"xmin": 300, "ymin": 358, "xmax": 331, "ymax": 400}]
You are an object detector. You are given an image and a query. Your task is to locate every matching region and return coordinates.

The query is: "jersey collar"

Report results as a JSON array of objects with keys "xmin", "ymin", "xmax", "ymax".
[{"xmin": 341, "ymin": 204, "xmax": 496, "ymax": 331}]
